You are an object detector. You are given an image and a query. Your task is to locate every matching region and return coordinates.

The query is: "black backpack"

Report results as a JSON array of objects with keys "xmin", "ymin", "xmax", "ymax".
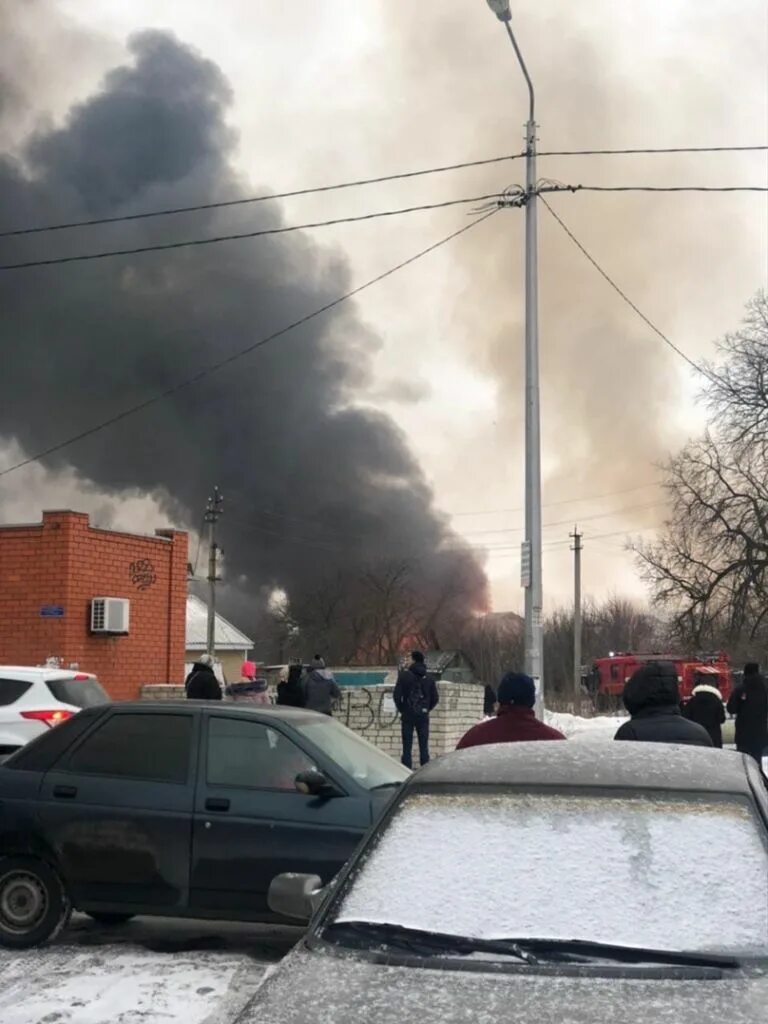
[{"xmin": 405, "ymin": 671, "xmax": 428, "ymax": 714}]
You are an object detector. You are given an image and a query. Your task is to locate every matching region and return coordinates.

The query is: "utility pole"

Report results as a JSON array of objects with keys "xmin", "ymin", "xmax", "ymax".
[
  {"xmin": 485, "ymin": 0, "xmax": 543, "ymax": 714},
  {"xmin": 571, "ymin": 526, "xmax": 583, "ymax": 714},
  {"xmin": 205, "ymin": 487, "xmax": 224, "ymax": 659}
]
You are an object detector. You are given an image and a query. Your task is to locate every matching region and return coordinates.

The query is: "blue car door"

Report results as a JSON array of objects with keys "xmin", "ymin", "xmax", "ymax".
[{"xmin": 189, "ymin": 712, "xmax": 370, "ymax": 915}]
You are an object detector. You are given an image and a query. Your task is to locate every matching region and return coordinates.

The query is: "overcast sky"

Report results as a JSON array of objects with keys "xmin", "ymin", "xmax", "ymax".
[{"xmin": 3, "ymin": 0, "xmax": 767, "ymax": 613}]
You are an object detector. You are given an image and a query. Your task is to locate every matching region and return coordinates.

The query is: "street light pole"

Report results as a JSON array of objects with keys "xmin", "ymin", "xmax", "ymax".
[{"xmin": 485, "ymin": 0, "xmax": 544, "ymax": 712}]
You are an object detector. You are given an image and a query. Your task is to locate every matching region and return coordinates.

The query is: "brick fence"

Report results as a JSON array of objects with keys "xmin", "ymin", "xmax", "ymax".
[{"xmin": 141, "ymin": 681, "xmax": 484, "ymax": 762}]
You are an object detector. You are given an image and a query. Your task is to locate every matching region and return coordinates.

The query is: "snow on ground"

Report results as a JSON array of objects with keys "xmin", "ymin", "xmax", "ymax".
[
  {"xmin": 544, "ymin": 710, "xmax": 625, "ymax": 740},
  {"xmin": 0, "ymin": 914, "xmax": 300, "ymax": 1024}
]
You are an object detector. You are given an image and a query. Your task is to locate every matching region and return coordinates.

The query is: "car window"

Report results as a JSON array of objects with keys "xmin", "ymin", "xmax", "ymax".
[
  {"xmin": 334, "ymin": 790, "xmax": 768, "ymax": 958},
  {"xmin": 207, "ymin": 717, "xmax": 315, "ymax": 791},
  {"xmin": 294, "ymin": 718, "xmax": 409, "ymax": 790},
  {"xmin": 0, "ymin": 679, "xmax": 32, "ymax": 705},
  {"xmin": 46, "ymin": 677, "xmax": 109, "ymax": 708},
  {"xmin": 67, "ymin": 713, "xmax": 192, "ymax": 784},
  {"xmin": 5, "ymin": 711, "xmax": 100, "ymax": 772}
]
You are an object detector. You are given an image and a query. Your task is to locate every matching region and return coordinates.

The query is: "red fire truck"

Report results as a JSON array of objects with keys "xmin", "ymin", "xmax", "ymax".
[{"xmin": 586, "ymin": 652, "xmax": 733, "ymax": 711}]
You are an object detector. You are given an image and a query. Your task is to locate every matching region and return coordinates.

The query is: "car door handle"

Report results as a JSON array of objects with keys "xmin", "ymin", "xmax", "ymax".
[
  {"xmin": 205, "ymin": 797, "xmax": 230, "ymax": 812},
  {"xmin": 53, "ymin": 785, "xmax": 77, "ymax": 799}
]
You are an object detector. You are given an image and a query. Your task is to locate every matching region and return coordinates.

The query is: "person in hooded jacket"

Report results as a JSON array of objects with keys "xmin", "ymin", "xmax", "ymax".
[
  {"xmin": 682, "ymin": 677, "xmax": 726, "ymax": 748},
  {"xmin": 185, "ymin": 654, "xmax": 222, "ymax": 701},
  {"xmin": 393, "ymin": 651, "xmax": 439, "ymax": 768},
  {"xmin": 225, "ymin": 661, "xmax": 271, "ymax": 705},
  {"xmin": 614, "ymin": 661, "xmax": 712, "ymax": 747},
  {"xmin": 276, "ymin": 662, "xmax": 306, "ymax": 708},
  {"xmin": 303, "ymin": 656, "xmax": 341, "ymax": 716},
  {"xmin": 727, "ymin": 663, "xmax": 768, "ymax": 763}
]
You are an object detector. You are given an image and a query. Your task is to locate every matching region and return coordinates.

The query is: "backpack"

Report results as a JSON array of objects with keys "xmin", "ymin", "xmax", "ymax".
[{"xmin": 405, "ymin": 671, "xmax": 428, "ymax": 715}]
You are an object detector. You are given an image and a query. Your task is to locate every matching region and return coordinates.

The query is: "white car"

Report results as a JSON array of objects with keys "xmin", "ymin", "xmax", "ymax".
[{"xmin": 0, "ymin": 667, "xmax": 109, "ymax": 756}]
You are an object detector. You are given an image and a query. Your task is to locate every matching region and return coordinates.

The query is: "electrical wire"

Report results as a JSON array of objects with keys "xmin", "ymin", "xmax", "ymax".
[
  {"xmin": 0, "ymin": 209, "xmax": 497, "ymax": 480},
  {"xmin": 539, "ymin": 195, "xmax": 714, "ymax": 379},
  {"xmin": 449, "ymin": 480, "xmax": 662, "ymax": 517},
  {"xmin": 3, "ymin": 144, "xmax": 764, "ymax": 239},
  {"xmin": 541, "ymin": 184, "xmax": 768, "ymax": 194},
  {"xmin": 459, "ymin": 501, "xmax": 665, "ymax": 538},
  {"xmin": 0, "ymin": 194, "xmax": 505, "ymax": 271}
]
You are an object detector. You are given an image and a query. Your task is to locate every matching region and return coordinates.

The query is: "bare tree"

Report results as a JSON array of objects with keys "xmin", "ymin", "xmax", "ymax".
[{"xmin": 635, "ymin": 293, "xmax": 768, "ymax": 651}]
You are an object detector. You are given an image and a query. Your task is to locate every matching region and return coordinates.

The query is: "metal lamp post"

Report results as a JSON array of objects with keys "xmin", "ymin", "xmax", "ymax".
[{"xmin": 484, "ymin": 0, "xmax": 543, "ymax": 711}]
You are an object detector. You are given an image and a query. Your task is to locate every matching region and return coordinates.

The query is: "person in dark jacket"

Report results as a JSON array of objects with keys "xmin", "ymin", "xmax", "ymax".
[
  {"xmin": 393, "ymin": 651, "xmax": 439, "ymax": 768},
  {"xmin": 303, "ymin": 656, "xmax": 341, "ymax": 716},
  {"xmin": 682, "ymin": 679, "xmax": 726, "ymax": 748},
  {"xmin": 185, "ymin": 654, "xmax": 222, "ymax": 701},
  {"xmin": 614, "ymin": 661, "xmax": 712, "ymax": 746},
  {"xmin": 483, "ymin": 684, "xmax": 497, "ymax": 717},
  {"xmin": 727, "ymin": 663, "xmax": 768, "ymax": 763},
  {"xmin": 457, "ymin": 673, "xmax": 565, "ymax": 749},
  {"xmin": 276, "ymin": 663, "xmax": 306, "ymax": 708}
]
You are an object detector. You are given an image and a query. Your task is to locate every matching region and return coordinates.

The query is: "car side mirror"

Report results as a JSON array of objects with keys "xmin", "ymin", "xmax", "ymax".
[
  {"xmin": 295, "ymin": 768, "xmax": 339, "ymax": 797},
  {"xmin": 268, "ymin": 872, "xmax": 324, "ymax": 921}
]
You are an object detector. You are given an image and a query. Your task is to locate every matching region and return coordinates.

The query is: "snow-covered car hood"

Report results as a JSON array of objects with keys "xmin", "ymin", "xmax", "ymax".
[{"xmin": 237, "ymin": 945, "xmax": 768, "ymax": 1024}]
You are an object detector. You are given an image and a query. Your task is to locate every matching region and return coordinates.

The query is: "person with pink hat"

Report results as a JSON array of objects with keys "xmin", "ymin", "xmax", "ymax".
[{"xmin": 225, "ymin": 660, "xmax": 271, "ymax": 704}]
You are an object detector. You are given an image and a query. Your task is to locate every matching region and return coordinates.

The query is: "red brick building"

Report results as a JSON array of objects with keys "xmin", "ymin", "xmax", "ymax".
[{"xmin": 0, "ymin": 511, "xmax": 188, "ymax": 700}]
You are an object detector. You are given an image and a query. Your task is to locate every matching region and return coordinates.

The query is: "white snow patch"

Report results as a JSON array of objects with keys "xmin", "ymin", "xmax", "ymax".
[
  {"xmin": 544, "ymin": 710, "xmax": 626, "ymax": 740},
  {"xmin": 337, "ymin": 791, "xmax": 768, "ymax": 956}
]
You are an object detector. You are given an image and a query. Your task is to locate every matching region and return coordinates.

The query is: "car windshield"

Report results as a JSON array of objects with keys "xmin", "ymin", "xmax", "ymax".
[
  {"xmin": 45, "ymin": 677, "xmax": 109, "ymax": 708},
  {"xmin": 294, "ymin": 717, "xmax": 410, "ymax": 791},
  {"xmin": 332, "ymin": 790, "xmax": 768, "ymax": 958}
]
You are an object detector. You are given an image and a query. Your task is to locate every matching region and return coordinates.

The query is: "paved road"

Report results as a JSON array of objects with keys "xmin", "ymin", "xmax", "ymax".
[{"xmin": 0, "ymin": 914, "xmax": 301, "ymax": 1024}]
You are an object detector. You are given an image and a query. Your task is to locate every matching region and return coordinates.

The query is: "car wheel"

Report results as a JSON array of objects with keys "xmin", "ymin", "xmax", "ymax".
[
  {"xmin": 86, "ymin": 912, "xmax": 134, "ymax": 926},
  {"xmin": 0, "ymin": 856, "xmax": 71, "ymax": 949}
]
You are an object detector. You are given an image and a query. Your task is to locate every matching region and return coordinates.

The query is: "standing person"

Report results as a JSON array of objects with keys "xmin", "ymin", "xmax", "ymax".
[
  {"xmin": 226, "ymin": 661, "xmax": 270, "ymax": 705},
  {"xmin": 303, "ymin": 656, "xmax": 341, "ymax": 716},
  {"xmin": 276, "ymin": 662, "xmax": 306, "ymax": 708},
  {"xmin": 727, "ymin": 663, "xmax": 768, "ymax": 763},
  {"xmin": 185, "ymin": 654, "xmax": 222, "ymax": 701},
  {"xmin": 394, "ymin": 651, "xmax": 439, "ymax": 769},
  {"xmin": 682, "ymin": 677, "xmax": 726, "ymax": 748},
  {"xmin": 614, "ymin": 661, "xmax": 712, "ymax": 747},
  {"xmin": 483, "ymin": 684, "xmax": 497, "ymax": 718},
  {"xmin": 457, "ymin": 673, "xmax": 565, "ymax": 749}
]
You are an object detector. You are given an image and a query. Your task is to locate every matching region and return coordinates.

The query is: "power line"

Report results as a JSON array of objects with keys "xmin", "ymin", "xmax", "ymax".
[
  {"xmin": 0, "ymin": 210, "xmax": 497, "ymax": 480},
  {"xmin": 539, "ymin": 195, "xmax": 713, "ymax": 379},
  {"xmin": 3, "ymin": 144, "xmax": 765, "ymax": 239},
  {"xmin": 449, "ymin": 480, "xmax": 662, "ymax": 517},
  {"xmin": 541, "ymin": 184, "xmax": 768, "ymax": 194},
  {"xmin": 0, "ymin": 194, "xmax": 505, "ymax": 271},
  {"xmin": 460, "ymin": 501, "xmax": 665, "ymax": 538}
]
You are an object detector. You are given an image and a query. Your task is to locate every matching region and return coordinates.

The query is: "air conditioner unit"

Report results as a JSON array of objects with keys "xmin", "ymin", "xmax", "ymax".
[{"xmin": 91, "ymin": 597, "xmax": 130, "ymax": 635}]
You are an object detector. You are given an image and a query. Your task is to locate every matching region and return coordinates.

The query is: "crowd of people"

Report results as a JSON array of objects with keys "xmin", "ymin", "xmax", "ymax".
[{"xmin": 183, "ymin": 654, "xmax": 341, "ymax": 715}]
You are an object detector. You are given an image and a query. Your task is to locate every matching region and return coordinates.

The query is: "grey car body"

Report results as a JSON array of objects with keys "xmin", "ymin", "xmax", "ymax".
[{"xmin": 239, "ymin": 742, "xmax": 768, "ymax": 1024}]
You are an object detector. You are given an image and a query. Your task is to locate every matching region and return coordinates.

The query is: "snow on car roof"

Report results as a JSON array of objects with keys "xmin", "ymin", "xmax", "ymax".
[{"xmin": 414, "ymin": 741, "xmax": 752, "ymax": 794}]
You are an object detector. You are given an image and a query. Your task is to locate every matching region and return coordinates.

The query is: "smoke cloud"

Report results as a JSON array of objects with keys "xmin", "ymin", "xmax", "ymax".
[{"xmin": 0, "ymin": 26, "xmax": 488, "ymax": 633}]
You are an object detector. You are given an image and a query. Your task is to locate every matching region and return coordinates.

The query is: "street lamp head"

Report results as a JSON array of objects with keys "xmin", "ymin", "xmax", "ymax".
[{"xmin": 485, "ymin": 0, "xmax": 512, "ymax": 22}]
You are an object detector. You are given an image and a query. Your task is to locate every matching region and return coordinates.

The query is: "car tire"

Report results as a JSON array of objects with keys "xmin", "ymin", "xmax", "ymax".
[
  {"xmin": 0, "ymin": 856, "xmax": 71, "ymax": 949},
  {"xmin": 86, "ymin": 912, "xmax": 134, "ymax": 926}
]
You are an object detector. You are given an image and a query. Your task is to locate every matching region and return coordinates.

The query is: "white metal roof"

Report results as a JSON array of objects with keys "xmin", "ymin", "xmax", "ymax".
[{"xmin": 185, "ymin": 594, "xmax": 253, "ymax": 652}]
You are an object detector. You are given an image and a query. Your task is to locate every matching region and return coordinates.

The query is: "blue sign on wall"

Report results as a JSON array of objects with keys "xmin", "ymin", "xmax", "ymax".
[{"xmin": 40, "ymin": 606, "xmax": 65, "ymax": 618}]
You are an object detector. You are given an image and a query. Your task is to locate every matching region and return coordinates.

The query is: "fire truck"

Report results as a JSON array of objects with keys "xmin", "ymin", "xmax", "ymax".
[{"xmin": 586, "ymin": 651, "xmax": 733, "ymax": 711}]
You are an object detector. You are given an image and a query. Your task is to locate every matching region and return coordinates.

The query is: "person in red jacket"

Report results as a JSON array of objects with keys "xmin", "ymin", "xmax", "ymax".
[{"xmin": 457, "ymin": 672, "xmax": 566, "ymax": 749}]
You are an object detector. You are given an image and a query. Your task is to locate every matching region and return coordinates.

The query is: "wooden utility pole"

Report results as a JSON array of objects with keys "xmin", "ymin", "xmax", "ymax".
[
  {"xmin": 571, "ymin": 527, "xmax": 583, "ymax": 714},
  {"xmin": 205, "ymin": 487, "xmax": 224, "ymax": 658}
]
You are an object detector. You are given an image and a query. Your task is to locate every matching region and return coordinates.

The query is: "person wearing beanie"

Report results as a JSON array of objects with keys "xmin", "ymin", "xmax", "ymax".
[
  {"xmin": 225, "ymin": 660, "xmax": 271, "ymax": 705},
  {"xmin": 394, "ymin": 650, "xmax": 439, "ymax": 767},
  {"xmin": 456, "ymin": 672, "xmax": 565, "ymax": 749},
  {"xmin": 727, "ymin": 662, "xmax": 768, "ymax": 762},
  {"xmin": 614, "ymin": 661, "xmax": 711, "ymax": 746},
  {"xmin": 185, "ymin": 653, "xmax": 222, "ymax": 701},
  {"xmin": 303, "ymin": 655, "xmax": 341, "ymax": 716}
]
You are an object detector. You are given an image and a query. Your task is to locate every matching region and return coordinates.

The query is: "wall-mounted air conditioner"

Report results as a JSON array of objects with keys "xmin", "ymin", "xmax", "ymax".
[{"xmin": 91, "ymin": 597, "xmax": 130, "ymax": 635}]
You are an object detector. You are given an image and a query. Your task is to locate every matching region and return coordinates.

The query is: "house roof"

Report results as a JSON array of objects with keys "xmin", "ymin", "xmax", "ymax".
[{"xmin": 185, "ymin": 594, "xmax": 253, "ymax": 651}]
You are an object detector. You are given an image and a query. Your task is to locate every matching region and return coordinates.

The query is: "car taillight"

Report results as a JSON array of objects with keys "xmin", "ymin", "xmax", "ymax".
[
  {"xmin": 73, "ymin": 674, "xmax": 90, "ymax": 681},
  {"xmin": 20, "ymin": 710, "xmax": 74, "ymax": 727}
]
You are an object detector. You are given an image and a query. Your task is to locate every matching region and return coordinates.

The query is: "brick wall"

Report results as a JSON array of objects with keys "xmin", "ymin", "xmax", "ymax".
[
  {"xmin": 141, "ymin": 680, "xmax": 484, "ymax": 762},
  {"xmin": 0, "ymin": 511, "xmax": 188, "ymax": 700}
]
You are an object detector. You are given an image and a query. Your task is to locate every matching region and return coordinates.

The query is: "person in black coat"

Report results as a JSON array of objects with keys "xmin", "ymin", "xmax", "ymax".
[
  {"xmin": 727, "ymin": 663, "xmax": 768, "ymax": 763},
  {"xmin": 185, "ymin": 655, "xmax": 222, "ymax": 701},
  {"xmin": 682, "ymin": 679, "xmax": 726, "ymax": 748},
  {"xmin": 483, "ymin": 684, "xmax": 497, "ymax": 717},
  {"xmin": 276, "ymin": 663, "xmax": 306, "ymax": 708},
  {"xmin": 393, "ymin": 651, "xmax": 439, "ymax": 768},
  {"xmin": 614, "ymin": 661, "xmax": 712, "ymax": 747}
]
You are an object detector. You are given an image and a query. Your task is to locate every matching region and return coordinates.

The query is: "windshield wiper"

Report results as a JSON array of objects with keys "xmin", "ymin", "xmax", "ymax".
[
  {"xmin": 369, "ymin": 781, "xmax": 403, "ymax": 791},
  {"xmin": 496, "ymin": 938, "xmax": 741, "ymax": 969},
  {"xmin": 322, "ymin": 922, "xmax": 538, "ymax": 964}
]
